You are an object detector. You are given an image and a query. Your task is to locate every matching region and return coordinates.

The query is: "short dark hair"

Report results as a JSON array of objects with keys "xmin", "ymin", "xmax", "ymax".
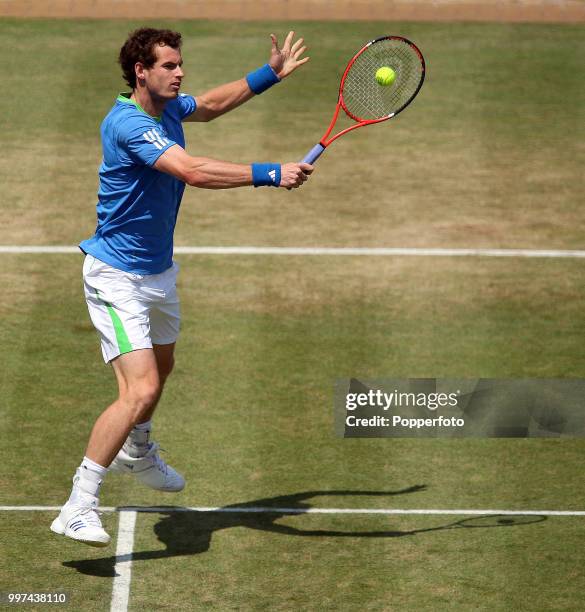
[{"xmin": 119, "ymin": 28, "xmax": 182, "ymax": 89}]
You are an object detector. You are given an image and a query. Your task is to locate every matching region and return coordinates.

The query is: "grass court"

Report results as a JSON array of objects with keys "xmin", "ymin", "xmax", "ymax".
[{"xmin": 1, "ymin": 17, "xmax": 584, "ymax": 611}]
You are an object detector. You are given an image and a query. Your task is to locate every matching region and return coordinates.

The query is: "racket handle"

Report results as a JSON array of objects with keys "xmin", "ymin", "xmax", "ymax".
[{"xmin": 301, "ymin": 143, "xmax": 325, "ymax": 164}]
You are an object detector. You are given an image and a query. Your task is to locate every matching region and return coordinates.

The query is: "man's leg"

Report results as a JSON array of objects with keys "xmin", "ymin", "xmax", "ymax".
[
  {"xmin": 133, "ymin": 342, "xmax": 175, "ymax": 425},
  {"xmin": 154, "ymin": 342, "xmax": 175, "ymax": 385},
  {"xmin": 108, "ymin": 341, "xmax": 184, "ymax": 492},
  {"xmin": 50, "ymin": 349, "xmax": 162, "ymax": 547},
  {"xmin": 85, "ymin": 348, "xmax": 162, "ymax": 467},
  {"xmin": 114, "ymin": 342, "xmax": 175, "ymax": 455},
  {"xmin": 118, "ymin": 342, "xmax": 175, "ymax": 456}
]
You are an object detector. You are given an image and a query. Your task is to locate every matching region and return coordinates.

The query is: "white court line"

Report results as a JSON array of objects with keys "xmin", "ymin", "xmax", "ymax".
[
  {"xmin": 2, "ymin": 505, "xmax": 585, "ymax": 516},
  {"xmin": 110, "ymin": 510, "xmax": 137, "ymax": 612},
  {"xmin": 1, "ymin": 245, "xmax": 585, "ymax": 258},
  {"xmin": 133, "ymin": 506, "xmax": 585, "ymax": 517}
]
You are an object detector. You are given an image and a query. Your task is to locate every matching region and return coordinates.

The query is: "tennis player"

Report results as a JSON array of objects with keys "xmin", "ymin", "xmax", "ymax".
[{"xmin": 51, "ymin": 27, "xmax": 313, "ymax": 547}]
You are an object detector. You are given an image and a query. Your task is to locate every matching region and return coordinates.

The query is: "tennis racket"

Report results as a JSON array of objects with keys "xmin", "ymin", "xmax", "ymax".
[{"xmin": 302, "ymin": 36, "xmax": 425, "ymax": 164}]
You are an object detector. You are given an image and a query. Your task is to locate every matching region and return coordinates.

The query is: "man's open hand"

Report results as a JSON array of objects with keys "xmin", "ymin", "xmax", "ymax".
[{"xmin": 269, "ymin": 31, "xmax": 309, "ymax": 79}]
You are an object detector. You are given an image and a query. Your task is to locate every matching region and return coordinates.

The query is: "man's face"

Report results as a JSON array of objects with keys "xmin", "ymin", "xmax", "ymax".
[{"xmin": 137, "ymin": 44, "xmax": 184, "ymax": 99}]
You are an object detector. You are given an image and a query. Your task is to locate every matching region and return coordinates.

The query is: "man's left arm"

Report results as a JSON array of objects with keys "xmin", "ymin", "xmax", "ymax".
[{"xmin": 185, "ymin": 31, "xmax": 308, "ymax": 123}]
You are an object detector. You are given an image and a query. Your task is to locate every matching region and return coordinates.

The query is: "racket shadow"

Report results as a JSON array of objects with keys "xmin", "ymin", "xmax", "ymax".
[{"xmin": 62, "ymin": 487, "xmax": 546, "ymax": 577}]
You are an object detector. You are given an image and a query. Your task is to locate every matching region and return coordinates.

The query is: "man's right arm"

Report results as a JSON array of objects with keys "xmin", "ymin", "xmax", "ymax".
[{"xmin": 154, "ymin": 144, "xmax": 313, "ymax": 189}]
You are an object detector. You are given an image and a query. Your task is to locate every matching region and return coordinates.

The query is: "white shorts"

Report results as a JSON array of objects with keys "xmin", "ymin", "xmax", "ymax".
[{"xmin": 83, "ymin": 254, "xmax": 180, "ymax": 364}]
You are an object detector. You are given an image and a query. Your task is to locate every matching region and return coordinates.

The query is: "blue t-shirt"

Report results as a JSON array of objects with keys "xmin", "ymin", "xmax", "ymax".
[{"xmin": 80, "ymin": 93, "xmax": 197, "ymax": 274}]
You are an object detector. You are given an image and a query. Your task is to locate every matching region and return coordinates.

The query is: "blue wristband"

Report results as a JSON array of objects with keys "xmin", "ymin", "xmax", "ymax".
[
  {"xmin": 246, "ymin": 64, "xmax": 281, "ymax": 95},
  {"xmin": 251, "ymin": 163, "xmax": 281, "ymax": 187}
]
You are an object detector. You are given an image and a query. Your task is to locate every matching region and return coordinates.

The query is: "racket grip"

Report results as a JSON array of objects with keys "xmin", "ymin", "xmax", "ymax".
[{"xmin": 301, "ymin": 143, "xmax": 325, "ymax": 164}]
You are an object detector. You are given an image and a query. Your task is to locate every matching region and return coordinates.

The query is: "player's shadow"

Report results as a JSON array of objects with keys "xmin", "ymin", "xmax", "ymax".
[{"xmin": 62, "ymin": 486, "xmax": 546, "ymax": 577}]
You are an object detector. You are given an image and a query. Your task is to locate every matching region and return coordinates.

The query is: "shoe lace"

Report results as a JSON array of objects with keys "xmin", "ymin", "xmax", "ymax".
[
  {"xmin": 144, "ymin": 441, "xmax": 168, "ymax": 475},
  {"xmin": 77, "ymin": 505, "xmax": 103, "ymax": 528}
]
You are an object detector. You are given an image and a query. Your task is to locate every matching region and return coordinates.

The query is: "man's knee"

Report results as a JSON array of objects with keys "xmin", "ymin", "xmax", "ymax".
[{"xmin": 121, "ymin": 381, "xmax": 162, "ymax": 423}]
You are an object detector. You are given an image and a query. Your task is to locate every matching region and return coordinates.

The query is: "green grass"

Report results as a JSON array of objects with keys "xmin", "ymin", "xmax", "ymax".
[{"xmin": 1, "ymin": 18, "xmax": 585, "ymax": 612}]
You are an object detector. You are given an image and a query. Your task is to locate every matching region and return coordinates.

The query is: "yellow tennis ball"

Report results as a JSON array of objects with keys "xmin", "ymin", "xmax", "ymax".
[{"xmin": 375, "ymin": 66, "xmax": 396, "ymax": 87}]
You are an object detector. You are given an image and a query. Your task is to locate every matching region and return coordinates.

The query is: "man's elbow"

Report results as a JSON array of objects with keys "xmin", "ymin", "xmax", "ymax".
[
  {"xmin": 185, "ymin": 169, "xmax": 205, "ymax": 187},
  {"xmin": 185, "ymin": 168, "xmax": 218, "ymax": 188}
]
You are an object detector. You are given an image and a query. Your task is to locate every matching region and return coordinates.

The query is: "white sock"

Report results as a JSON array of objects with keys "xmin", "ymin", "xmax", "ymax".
[
  {"xmin": 69, "ymin": 457, "xmax": 108, "ymax": 502},
  {"xmin": 123, "ymin": 421, "xmax": 152, "ymax": 458}
]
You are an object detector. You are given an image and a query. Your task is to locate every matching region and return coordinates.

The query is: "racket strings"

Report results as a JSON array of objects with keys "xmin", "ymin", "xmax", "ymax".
[{"xmin": 342, "ymin": 38, "xmax": 423, "ymax": 121}]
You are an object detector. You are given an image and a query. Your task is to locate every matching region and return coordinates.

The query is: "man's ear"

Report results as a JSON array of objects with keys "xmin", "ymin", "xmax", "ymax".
[{"xmin": 135, "ymin": 61, "xmax": 146, "ymax": 83}]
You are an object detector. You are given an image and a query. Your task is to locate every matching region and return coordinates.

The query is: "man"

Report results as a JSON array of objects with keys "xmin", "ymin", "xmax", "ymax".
[{"xmin": 50, "ymin": 27, "xmax": 313, "ymax": 547}]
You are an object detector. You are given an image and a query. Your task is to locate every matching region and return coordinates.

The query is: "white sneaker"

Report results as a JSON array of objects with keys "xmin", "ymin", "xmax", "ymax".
[
  {"xmin": 109, "ymin": 442, "xmax": 185, "ymax": 492},
  {"xmin": 50, "ymin": 496, "xmax": 110, "ymax": 548}
]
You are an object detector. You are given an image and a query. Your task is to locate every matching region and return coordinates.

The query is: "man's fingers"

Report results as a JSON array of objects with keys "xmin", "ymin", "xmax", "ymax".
[
  {"xmin": 291, "ymin": 37, "xmax": 304, "ymax": 53},
  {"xmin": 270, "ymin": 33, "xmax": 279, "ymax": 51},
  {"xmin": 283, "ymin": 30, "xmax": 295, "ymax": 50},
  {"xmin": 300, "ymin": 163, "xmax": 314, "ymax": 175},
  {"xmin": 293, "ymin": 45, "xmax": 307, "ymax": 60}
]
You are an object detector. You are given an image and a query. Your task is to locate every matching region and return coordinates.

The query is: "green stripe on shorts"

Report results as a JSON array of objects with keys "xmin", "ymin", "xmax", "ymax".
[{"xmin": 96, "ymin": 290, "xmax": 133, "ymax": 355}]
